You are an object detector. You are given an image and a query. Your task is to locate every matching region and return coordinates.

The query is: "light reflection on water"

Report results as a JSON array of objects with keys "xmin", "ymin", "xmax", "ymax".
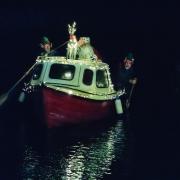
[{"xmin": 22, "ymin": 120, "xmax": 125, "ymax": 180}]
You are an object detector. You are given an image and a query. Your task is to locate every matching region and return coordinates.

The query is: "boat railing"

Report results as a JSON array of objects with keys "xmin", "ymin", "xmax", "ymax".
[
  {"xmin": 36, "ymin": 56, "xmax": 104, "ymax": 65},
  {"xmin": 36, "ymin": 56, "xmax": 66, "ymax": 61}
]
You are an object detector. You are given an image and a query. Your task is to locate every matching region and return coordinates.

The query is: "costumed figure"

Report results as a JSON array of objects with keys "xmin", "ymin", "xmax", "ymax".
[
  {"xmin": 67, "ymin": 22, "xmax": 78, "ymax": 59},
  {"xmin": 77, "ymin": 37, "xmax": 97, "ymax": 60}
]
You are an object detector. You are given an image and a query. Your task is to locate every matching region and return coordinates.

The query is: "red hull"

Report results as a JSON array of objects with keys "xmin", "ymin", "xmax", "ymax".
[{"xmin": 42, "ymin": 88, "xmax": 115, "ymax": 128}]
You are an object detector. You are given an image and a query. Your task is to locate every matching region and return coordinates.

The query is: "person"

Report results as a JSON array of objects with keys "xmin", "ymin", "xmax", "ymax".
[
  {"xmin": 77, "ymin": 37, "xmax": 97, "ymax": 60},
  {"xmin": 117, "ymin": 53, "xmax": 138, "ymax": 109},
  {"xmin": 40, "ymin": 36, "xmax": 58, "ymax": 56}
]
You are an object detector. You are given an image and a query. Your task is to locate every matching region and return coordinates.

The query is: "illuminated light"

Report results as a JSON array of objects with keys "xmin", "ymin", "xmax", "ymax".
[
  {"xmin": 64, "ymin": 72, "xmax": 72, "ymax": 79},
  {"xmin": 37, "ymin": 55, "xmax": 124, "ymax": 100},
  {"xmin": 68, "ymin": 90, "xmax": 73, "ymax": 95},
  {"xmin": 101, "ymin": 102, "xmax": 108, "ymax": 107}
]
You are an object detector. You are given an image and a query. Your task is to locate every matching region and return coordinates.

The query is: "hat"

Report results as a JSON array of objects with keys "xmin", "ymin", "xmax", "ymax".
[
  {"xmin": 41, "ymin": 36, "xmax": 51, "ymax": 45},
  {"xmin": 126, "ymin": 52, "xmax": 134, "ymax": 61}
]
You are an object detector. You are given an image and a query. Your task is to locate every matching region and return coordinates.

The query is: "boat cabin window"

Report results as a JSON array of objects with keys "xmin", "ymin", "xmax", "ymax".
[
  {"xmin": 83, "ymin": 69, "xmax": 93, "ymax": 85},
  {"xmin": 32, "ymin": 64, "xmax": 43, "ymax": 80},
  {"xmin": 96, "ymin": 69, "xmax": 109, "ymax": 88},
  {"xmin": 49, "ymin": 64, "xmax": 75, "ymax": 80}
]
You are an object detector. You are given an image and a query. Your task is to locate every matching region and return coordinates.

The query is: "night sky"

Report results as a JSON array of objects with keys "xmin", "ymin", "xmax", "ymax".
[{"xmin": 0, "ymin": 2, "xmax": 179, "ymax": 179}]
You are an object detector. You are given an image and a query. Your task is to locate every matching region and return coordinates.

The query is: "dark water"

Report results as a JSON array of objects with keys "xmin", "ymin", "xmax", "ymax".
[
  {"xmin": 21, "ymin": 120, "xmax": 126, "ymax": 180},
  {"xmin": 0, "ymin": 96, "xmax": 133, "ymax": 180}
]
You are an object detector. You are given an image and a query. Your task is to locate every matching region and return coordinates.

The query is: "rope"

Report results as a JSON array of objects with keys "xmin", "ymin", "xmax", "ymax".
[{"xmin": 47, "ymin": 41, "xmax": 68, "ymax": 56}]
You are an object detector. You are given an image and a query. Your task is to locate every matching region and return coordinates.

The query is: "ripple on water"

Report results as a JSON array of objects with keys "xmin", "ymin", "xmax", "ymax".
[{"xmin": 22, "ymin": 120, "xmax": 126, "ymax": 180}]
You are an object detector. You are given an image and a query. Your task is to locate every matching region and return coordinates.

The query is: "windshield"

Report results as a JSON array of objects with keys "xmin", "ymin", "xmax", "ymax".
[{"xmin": 49, "ymin": 64, "xmax": 75, "ymax": 80}]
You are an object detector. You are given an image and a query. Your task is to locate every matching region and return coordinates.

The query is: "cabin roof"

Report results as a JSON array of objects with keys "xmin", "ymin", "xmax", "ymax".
[{"xmin": 36, "ymin": 56, "xmax": 109, "ymax": 69}]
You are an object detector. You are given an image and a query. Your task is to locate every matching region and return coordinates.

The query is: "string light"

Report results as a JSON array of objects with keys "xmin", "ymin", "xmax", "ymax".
[{"xmin": 35, "ymin": 56, "xmax": 124, "ymax": 100}]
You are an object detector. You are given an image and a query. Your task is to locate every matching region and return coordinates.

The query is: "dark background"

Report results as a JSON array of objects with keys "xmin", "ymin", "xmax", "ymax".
[
  {"xmin": 0, "ymin": 2, "xmax": 178, "ymax": 93},
  {"xmin": 0, "ymin": 1, "xmax": 179, "ymax": 179}
]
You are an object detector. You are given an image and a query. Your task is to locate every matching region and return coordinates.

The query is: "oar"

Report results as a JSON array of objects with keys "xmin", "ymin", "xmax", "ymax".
[
  {"xmin": 126, "ymin": 84, "xmax": 135, "ymax": 109},
  {"xmin": 0, "ymin": 62, "xmax": 37, "ymax": 106}
]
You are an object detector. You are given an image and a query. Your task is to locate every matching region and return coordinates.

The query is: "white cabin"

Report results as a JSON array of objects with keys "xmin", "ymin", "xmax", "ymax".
[{"xmin": 30, "ymin": 56, "xmax": 119, "ymax": 100}]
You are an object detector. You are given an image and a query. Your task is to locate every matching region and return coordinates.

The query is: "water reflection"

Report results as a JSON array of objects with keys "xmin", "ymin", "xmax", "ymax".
[{"xmin": 22, "ymin": 120, "xmax": 125, "ymax": 180}]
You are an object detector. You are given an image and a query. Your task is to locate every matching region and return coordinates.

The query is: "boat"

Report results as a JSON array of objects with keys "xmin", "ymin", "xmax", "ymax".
[
  {"xmin": 21, "ymin": 23, "xmax": 124, "ymax": 128},
  {"xmin": 24, "ymin": 56, "xmax": 123, "ymax": 128}
]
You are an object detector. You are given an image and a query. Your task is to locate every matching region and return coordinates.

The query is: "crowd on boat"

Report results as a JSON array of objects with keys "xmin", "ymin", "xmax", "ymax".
[
  {"xmin": 40, "ymin": 22, "xmax": 100, "ymax": 61},
  {"xmin": 40, "ymin": 36, "xmax": 99, "ymax": 60}
]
